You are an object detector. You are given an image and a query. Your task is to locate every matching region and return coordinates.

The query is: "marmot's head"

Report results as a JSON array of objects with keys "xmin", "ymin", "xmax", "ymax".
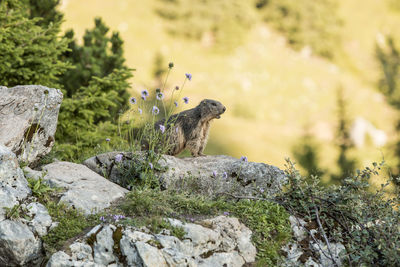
[{"xmin": 199, "ymin": 99, "xmax": 226, "ymax": 120}]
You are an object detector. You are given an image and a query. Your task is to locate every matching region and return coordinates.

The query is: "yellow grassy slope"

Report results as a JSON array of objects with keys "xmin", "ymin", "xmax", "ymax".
[{"xmin": 61, "ymin": 0, "xmax": 399, "ymax": 173}]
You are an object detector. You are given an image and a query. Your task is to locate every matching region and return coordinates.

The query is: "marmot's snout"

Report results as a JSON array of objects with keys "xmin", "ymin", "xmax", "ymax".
[{"xmin": 201, "ymin": 99, "xmax": 226, "ymax": 119}]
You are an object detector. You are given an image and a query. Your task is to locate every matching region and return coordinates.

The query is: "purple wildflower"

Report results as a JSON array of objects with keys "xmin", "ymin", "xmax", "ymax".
[
  {"xmin": 260, "ymin": 188, "xmax": 265, "ymax": 193},
  {"xmin": 149, "ymin": 162, "xmax": 153, "ymax": 169},
  {"xmin": 185, "ymin": 73, "xmax": 192, "ymax": 81},
  {"xmin": 159, "ymin": 124, "xmax": 165, "ymax": 133},
  {"xmin": 106, "ymin": 138, "xmax": 110, "ymax": 142},
  {"xmin": 152, "ymin": 106, "xmax": 160, "ymax": 115},
  {"xmin": 222, "ymin": 172, "xmax": 228, "ymax": 179},
  {"xmin": 223, "ymin": 211, "xmax": 230, "ymax": 216},
  {"xmin": 100, "ymin": 216, "xmax": 106, "ymax": 222},
  {"xmin": 138, "ymin": 108, "xmax": 142, "ymax": 115},
  {"xmin": 141, "ymin": 95, "xmax": 146, "ymax": 101},
  {"xmin": 174, "ymin": 101, "xmax": 178, "ymax": 107},
  {"xmin": 212, "ymin": 171, "xmax": 217, "ymax": 178},
  {"xmin": 141, "ymin": 89, "xmax": 149, "ymax": 97},
  {"xmin": 115, "ymin": 154, "xmax": 123, "ymax": 163},
  {"xmin": 156, "ymin": 92, "xmax": 164, "ymax": 100},
  {"xmin": 183, "ymin": 97, "xmax": 189, "ymax": 104},
  {"xmin": 240, "ymin": 156, "xmax": 248, "ymax": 162},
  {"xmin": 189, "ymin": 218, "xmax": 195, "ymax": 222},
  {"xmin": 129, "ymin": 97, "xmax": 137, "ymax": 104},
  {"xmin": 175, "ymin": 86, "xmax": 179, "ymax": 90},
  {"xmin": 175, "ymin": 127, "xmax": 179, "ymax": 133}
]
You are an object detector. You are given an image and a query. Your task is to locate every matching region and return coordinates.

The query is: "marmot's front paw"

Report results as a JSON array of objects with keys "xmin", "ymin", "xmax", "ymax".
[{"xmin": 198, "ymin": 152, "xmax": 206, "ymax": 156}]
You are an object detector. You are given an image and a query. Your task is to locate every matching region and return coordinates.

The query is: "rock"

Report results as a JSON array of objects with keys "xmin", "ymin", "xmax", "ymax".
[
  {"xmin": 70, "ymin": 242, "xmax": 93, "ymax": 262},
  {"xmin": 48, "ymin": 216, "xmax": 256, "ymax": 267},
  {"xmin": 93, "ymin": 225, "xmax": 117, "ymax": 265},
  {"xmin": 311, "ymin": 241, "xmax": 346, "ymax": 267},
  {"xmin": 196, "ymin": 251, "xmax": 245, "ymax": 267},
  {"xmin": 0, "ymin": 145, "xmax": 31, "ymax": 221},
  {"xmin": 0, "ymin": 219, "xmax": 42, "ymax": 266},
  {"xmin": 0, "ymin": 85, "xmax": 63, "ymax": 165},
  {"xmin": 46, "ymin": 251, "xmax": 98, "ymax": 267},
  {"xmin": 27, "ymin": 202, "xmax": 52, "ymax": 237},
  {"xmin": 84, "ymin": 152, "xmax": 286, "ymax": 197},
  {"xmin": 28, "ymin": 162, "xmax": 128, "ymax": 214},
  {"xmin": 201, "ymin": 216, "xmax": 256, "ymax": 263},
  {"xmin": 168, "ymin": 218, "xmax": 221, "ymax": 257},
  {"xmin": 134, "ymin": 241, "xmax": 168, "ymax": 267}
]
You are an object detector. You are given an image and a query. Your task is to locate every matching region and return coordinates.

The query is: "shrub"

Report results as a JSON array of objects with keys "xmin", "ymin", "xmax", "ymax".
[{"xmin": 276, "ymin": 159, "xmax": 400, "ymax": 266}]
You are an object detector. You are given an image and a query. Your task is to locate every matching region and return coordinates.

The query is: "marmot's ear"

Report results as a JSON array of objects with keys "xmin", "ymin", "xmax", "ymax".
[{"xmin": 200, "ymin": 102, "xmax": 208, "ymax": 118}]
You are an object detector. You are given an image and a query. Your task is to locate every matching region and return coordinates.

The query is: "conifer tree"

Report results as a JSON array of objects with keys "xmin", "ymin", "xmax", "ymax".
[{"xmin": 0, "ymin": 0, "xmax": 69, "ymax": 87}]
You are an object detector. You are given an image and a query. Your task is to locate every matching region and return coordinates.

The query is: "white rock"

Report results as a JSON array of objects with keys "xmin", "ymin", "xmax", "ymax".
[
  {"xmin": 196, "ymin": 251, "xmax": 245, "ymax": 267},
  {"xmin": 0, "ymin": 219, "xmax": 42, "ymax": 266},
  {"xmin": 0, "ymin": 145, "xmax": 31, "ymax": 221},
  {"xmin": 41, "ymin": 162, "xmax": 128, "ymax": 214},
  {"xmin": 134, "ymin": 241, "xmax": 168, "ymax": 267},
  {"xmin": 27, "ymin": 202, "xmax": 52, "ymax": 236},
  {"xmin": 70, "ymin": 242, "xmax": 93, "ymax": 261},
  {"xmin": 0, "ymin": 85, "xmax": 63, "ymax": 165},
  {"xmin": 289, "ymin": 215, "xmax": 307, "ymax": 241},
  {"xmin": 93, "ymin": 225, "xmax": 116, "ymax": 266},
  {"xmin": 168, "ymin": 218, "xmax": 220, "ymax": 257},
  {"xmin": 201, "ymin": 216, "xmax": 256, "ymax": 263}
]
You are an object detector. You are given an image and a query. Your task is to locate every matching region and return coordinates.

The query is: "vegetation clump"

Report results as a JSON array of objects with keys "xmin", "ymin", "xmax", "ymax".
[{"xmin": 276, "ymin": 159, "xmax": 400, "ymax": 266}]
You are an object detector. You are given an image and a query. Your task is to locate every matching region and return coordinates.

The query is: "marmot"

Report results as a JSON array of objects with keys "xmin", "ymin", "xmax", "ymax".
[{"xmin": 155, "ymin": 99, "xmax": 226, "ymax": 157}]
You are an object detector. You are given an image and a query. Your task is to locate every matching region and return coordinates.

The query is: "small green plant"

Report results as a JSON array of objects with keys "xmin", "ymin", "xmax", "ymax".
[
  {"xmin": 42, "ymin": 201, "xmax": 100, "ymax": 254},
  {"xmin": 27, "ymin": 177, "xmax": 54, "ymax": 202},
  {"xmin": 4, "ymin": 204, "xmax": 29, "ymax": 220}
]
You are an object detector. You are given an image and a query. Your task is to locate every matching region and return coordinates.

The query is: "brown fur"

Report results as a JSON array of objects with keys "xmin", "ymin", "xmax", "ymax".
[{"xmin": 155, "ymin": 99, "xmax": 226, "ymax": 157}]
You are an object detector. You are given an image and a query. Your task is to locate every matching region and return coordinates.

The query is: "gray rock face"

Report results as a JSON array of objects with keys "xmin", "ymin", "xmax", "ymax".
[
  {"xmin": 0, "ymin": 145, "xmax": 31, "ymax": 221},
  {"xmin": 84, "ymin": 152, "xmax": 287, "ymax": 197},
  {"xmin": 25, "ymin": 161, "xmax": 128, "ymax": 214},
  {"xmin": 47, "ymin": 216, "xmax": 256, "ymax": 267},
  {"xmin": 0, "ymin": 220, "xmax": 42, "ymax": 266},
  {"xmin": 0, "ymin": 85, "xmax": 63, "ymax": 165}
]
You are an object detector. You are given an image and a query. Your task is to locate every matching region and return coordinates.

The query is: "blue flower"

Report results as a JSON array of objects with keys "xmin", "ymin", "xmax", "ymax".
[
  {"xmin": 152, "ymin": 106, "xmax": 160, "ymax": 115},
  {"xmin": 159, "ymin": 124, "xmax": 165, "ymax": 133},
  {"xmin": 129, "ymin": 97, "xmax": 137, "ymax": 104},
  {"xmin": 212, "ymin": 171, "xmax": 217, "ymax": 177},
  {"xmin": 138, "ymin": 108, "xmax": 142, "ymax": 115},
  {"xmin": 115, "ymin": 154, "xmax": 123, "ymax": 163},
  {"xmin": 175, "ymin": 127, "xmax": 179, "ymax": 133},
  {"xmin": 174, "ymin": 101, "xmax": 178, "ymax": 107},
  {"xmin": 183, "ymin": 97, "xmax": 189, "ymax": 104},
  {"xmin": 100, "ymin": 216, "xmax": 106, "ymax": 222},
  {"xmin": 260, "ymin": 188, "xmax": 264, "ymax": 193},
  {"xmin": 141, "ymin": 89, "xmax": 149, "ymax": 97},
  {"xmin": 185, "ymin": 73, "xmax": 192, "ymax": 81},
  {"xmin": 223, "ymin": 211, "xmax": 230, "ymax": 216},
  {"xmin": 240, "ymin": 156, "xmax": 248, "ymax": 162},
  {"xmin": 105, "ymin": 138, "xmax": 110, "ymax": 142},
  {"xmin": 222, "ymin": 172, "xmax": 228, "ymax": 179},
  {"xmin": 149, "ymin": 162, "xmax": 153, "ymax": 169},
  {"xmin": 156, "ymin": 92, "xmax": 164, "ymax": 100}
]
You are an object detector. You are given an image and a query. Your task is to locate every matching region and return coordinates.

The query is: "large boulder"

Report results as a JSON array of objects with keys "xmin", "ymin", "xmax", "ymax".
[
  {"xmin": 24, "ymin": 162, "xmax": 128, "ymax": 214},
  {"xmin": 0, "ymin": 145, "xmax": 31, "ymax": 221},
  {"xmin": 84, "ymin": 152, "xmax": 287, "ymax": 197},
  {"xmin": 0, "ymin": 85, "xmax": 62, "ymax": 165}
]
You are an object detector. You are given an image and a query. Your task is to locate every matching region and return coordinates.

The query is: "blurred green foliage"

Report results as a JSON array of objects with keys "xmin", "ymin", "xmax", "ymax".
[
  {"xmin": 256, "ymin": 0, "xmax": 342, "ymax": 58},
  {"xmin": 0, "ymin": 0, "xmax": 70, "ymax": 87}
]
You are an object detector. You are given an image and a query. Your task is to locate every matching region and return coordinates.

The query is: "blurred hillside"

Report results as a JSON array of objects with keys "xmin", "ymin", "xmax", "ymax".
[{"xmin": 60, "ymin": 0, "xmax": 400, "ymax": 177}]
